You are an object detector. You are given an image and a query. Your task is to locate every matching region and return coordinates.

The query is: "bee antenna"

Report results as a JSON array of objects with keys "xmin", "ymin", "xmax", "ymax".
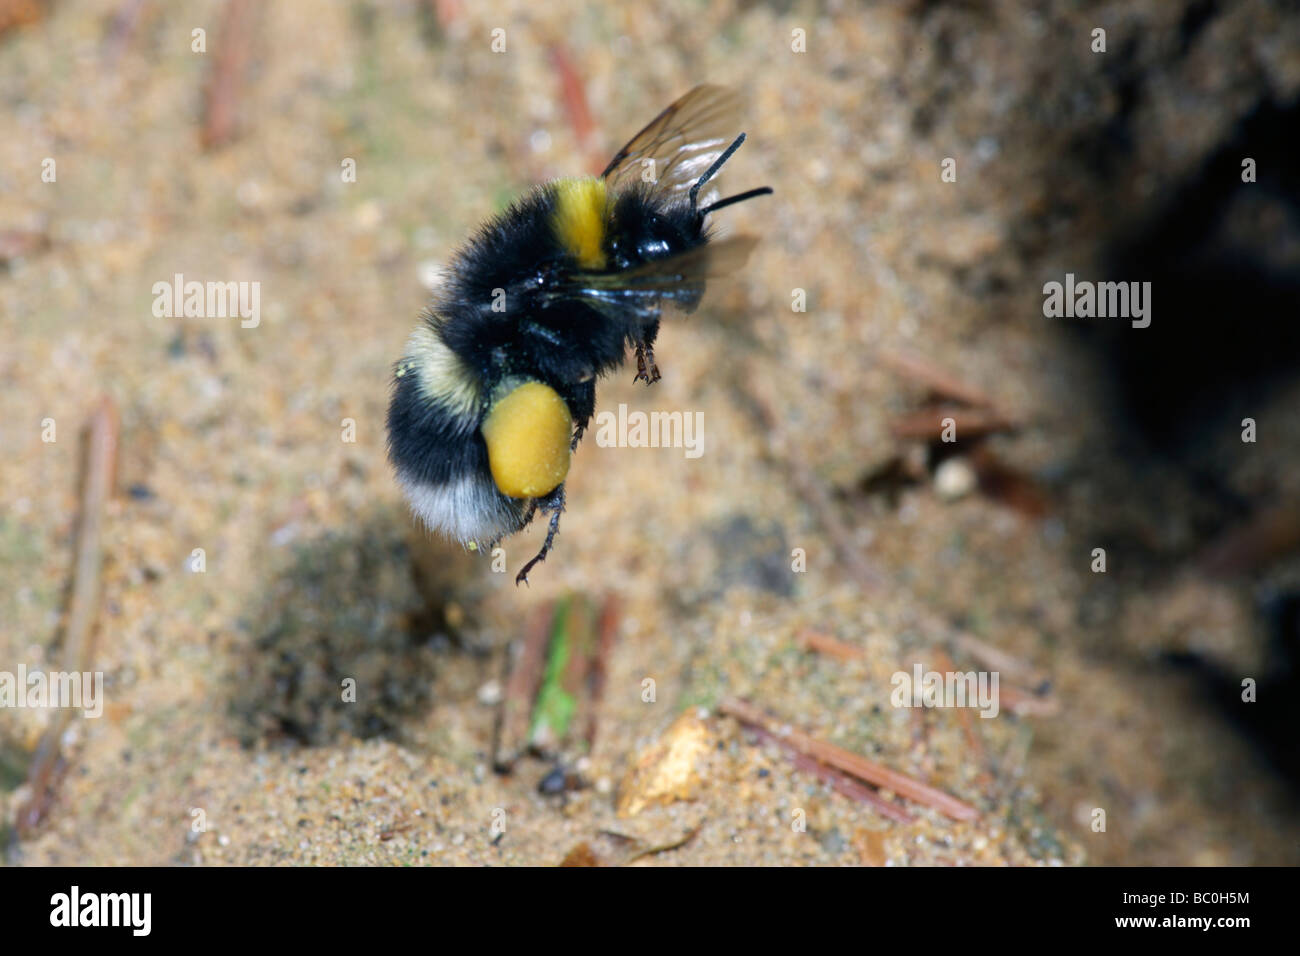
[
  {"xmin": 698, "ymin": 186, "xmax": 773, "ymax": 217},
  {"xmin": 689, "ymin": 132, "xmax": 748, "ymax": 212}
]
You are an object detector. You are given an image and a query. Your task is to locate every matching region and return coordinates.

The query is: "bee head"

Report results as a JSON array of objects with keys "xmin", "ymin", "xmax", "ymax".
[
  {"xmin": 607, "ymin": 133, "xmax": 773, "ymax": 272},
  {"xmin": 607, "ymin": 201, "xmax": 694, "ymax": 271}
]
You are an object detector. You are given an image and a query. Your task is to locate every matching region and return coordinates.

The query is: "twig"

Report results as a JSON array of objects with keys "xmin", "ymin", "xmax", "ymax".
[
  {"xmin": 0, "ymin": 228, "xmax": 50, "ymax": 266},
  {"xmin": 584, "ymin": 594, "xmax": 619, "ymax": 751},
  {"xmin": 1199, "ymin": 504, "xmax": 1300, "ymax": 576},
  {"xmin": 969, "ymin": 447, "xmax": 1050, "ymax": 517},
  {"xmin": 945, "ymin": 635, "xmax": 1057, "ymax": 717},
  {"xmin": 493, "ymin": 601, "xmax": 553, "ymax": 771},
  {"xmin": 0, "ymin": 0, "xmax": 45, "ymax": 38},
  {"xmin": 548, "ymin": 43, "xmax": 600, "ymax": 174},
  {"xmin": 878, "ymin": 347, "xmax": 1001, "ymax": 410},
  {"xmin": 889, "ymin": 407, "xmax": 1017, "ymax": 442},
  {"xmin": 620, "ymin": 824, "xmax": 701, "ymax": 865},
  {"xmin": 997, "ymin": 683, "xmax": 1060, "ymax": 717},
  {"xmin": 16, "ymin": 397, "xmax": 119, "ymax": 838},
  {"xmin": 432, "ymin": 0, "xmax": 461, "ymax": 29},
  {"xmin": 931, "ymin": 649, "xmax": 986, "ymax": 767},
  {"xmin": 746, "ymin": 722, "xmax": 913, "ymax": 824},
  {"xmin": 558, "ymin": 842, "xmax": 602, "ymax": 866},
  {"xmin": 201, "ymin": 0, "xmax": 255, "ymax": 150},
  {"xmin": 796, "ymin": 628, "xmax": 865, "ymax": 662},
  {"xmin": 720, "ymin": 697, "xmax": 979, "ymax": 822},
  {"xmin": 558, "ymin": 595, "xmax": 591, "ymax": 751},
  {"xmin": 952, "ymin": 632, "xmax": 1046, "ymax": 687}
]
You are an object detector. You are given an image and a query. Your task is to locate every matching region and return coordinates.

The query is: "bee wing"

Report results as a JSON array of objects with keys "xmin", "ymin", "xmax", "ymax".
[
  {"xmin": 600, "ymin": 85, "xmax": 743, "ymax": 201},
  {"xmin": 542, "ymin": 235, "xmax": 758, "ymax": 326}
]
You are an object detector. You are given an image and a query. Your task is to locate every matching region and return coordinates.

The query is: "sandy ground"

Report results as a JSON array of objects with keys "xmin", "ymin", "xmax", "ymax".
[{"xmin": 2, "ymin": 0, "xmax": 1299, "ymax": 865}]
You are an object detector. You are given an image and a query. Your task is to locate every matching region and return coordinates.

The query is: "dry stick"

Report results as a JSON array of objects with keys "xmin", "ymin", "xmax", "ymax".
[
  {"xmin": 889, "ymin": 406, "xmax": 1017, "ymax": 442},
  {"xmin": 788, "ymin": 751, "xmax": 914, "ymax": 826},
  {"xmin": 548, "ymin": 43, "xmax": 600, "ymax": 174},
  {"xmin": 0, "ymin": 228, "xmax": 50, "ymax": 265},
  {"xmin": 952, "ymin": 632, "xmax": 1047, "ymax": 688},
  {"xmin": 584, "ymin": 594, "xmax": 619, "ymax": 751},
  {"xmin": 746, "ymin": 722, "xmax": 913, "ymax": 824},
  {"xmin": 430, "ymin": 0, "xmax": 462, "ymax": 29},
  {"xmin": 558, "ymin": 842, "xmax": 602, "ymax": 867},
  {"xmin": 1198, "ymin": 504, "xmax": 1300, "ymax": 576},
  {"xmin": 16, "ymin": 397, "xmax": 119, "ymax": 838},
  {"xmin": 997, "ymin": 683, "xmax": 1060, "ymax": 717},
  {"xmin": 561, "ymin": 594, "xmax": 591, "ymax": 750},
  {"xmin": 877, "ymin": 346, "xmax": 1001, "ymax": 411},
  {"xmin": 931, "ymin": 639, "xmax": 1057, "ymax": 718},
  {"xmin": 493, "ymin": 601, "xmax": 553, "ymax": 771},
  {"xmin": 931, "ymin": 649, "xmax": 987, "ymax": 769},
  {"xmin": 792, "ymin": 636, "xmax": 966, "ymax": 814},
  {"xmin": 0, "ymin": 0, "xmax": 45, "ymax": 37},
  {"xmin": 796, "ymin": 627, "xmax": 867, "ymax": 662},
  {"xmin": 968, "ymin": 446, "xmax": 1051, "ymax": 518},
  {"xmin": 620, "ymin": 824, "xmax": 701, "ymax": 865},
  {"xmin": 721, "ymin": 697, "xmax": 979, "ymax": 822},
  {"xmin": 200, "ymin": 0, "xmax": 254, "ymax": 150},
  {"xmin": 908, "ymin": 613, "xmax": 1059, "ymax": 719}
]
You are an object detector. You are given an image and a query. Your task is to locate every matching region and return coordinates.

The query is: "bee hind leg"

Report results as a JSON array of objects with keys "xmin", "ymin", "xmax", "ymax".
[
  {"xmin": 515, "ymin": 485, "xmax": 566, "ymax": 586},
  {"xmin": 561, "ymin": 380, "xmax": 595, "ymax": 451},
  {"xmin": 516, "ymin": 498, "xmax": 539, "ymax": 532}
]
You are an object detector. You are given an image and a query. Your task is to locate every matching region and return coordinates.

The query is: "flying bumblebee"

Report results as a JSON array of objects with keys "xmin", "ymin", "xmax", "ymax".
[{"xmin": 386, "ymin": 85, "xmax": 772, "ymax": 583}]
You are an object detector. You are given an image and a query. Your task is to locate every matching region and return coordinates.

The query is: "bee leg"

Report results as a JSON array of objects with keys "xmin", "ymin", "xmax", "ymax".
[
  {"xmin": 515, "ymin": 485, "xmax": 566, "ymax": 586},
  {"xmin": 558, "ymin": 379, "xmax": 595, "ymax": 451},
  {"xmin": 483, "ymin": 499, "xmax": 535, "ymax": 554},
  {"xmin": 632, "ymin": 324, "xmax": 662, "ymax": 385},
  {"xmin": 643, "ymin": 342, "xmax": 661, "ymax": 384}
]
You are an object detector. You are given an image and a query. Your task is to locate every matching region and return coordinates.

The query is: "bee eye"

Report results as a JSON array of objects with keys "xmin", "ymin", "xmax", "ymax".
[{"xmin": 638, "ymin": 237, "xmax": 672, "ymax": 259}]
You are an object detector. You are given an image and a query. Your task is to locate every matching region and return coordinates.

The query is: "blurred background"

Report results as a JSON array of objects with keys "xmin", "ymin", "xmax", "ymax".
[{"xmin": 2, "ymin": 0, "xmax": 1299, "ymax": 865}]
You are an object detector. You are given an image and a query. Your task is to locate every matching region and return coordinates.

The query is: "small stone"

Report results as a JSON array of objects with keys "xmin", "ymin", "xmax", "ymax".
[
  {"xmin": 934, "ymin": 457, "xmax": 977, "ymax": 501},
  {"xmin": 616, "ymin": 713, "xmax": 713, "ymax": 817},
  {"xmin": 538, "ymin": 767, "xmax": 568, "ymax": 795},
  {"xmin": 477, "ymin": 679, "xmax": 502, "ymax": 706}
]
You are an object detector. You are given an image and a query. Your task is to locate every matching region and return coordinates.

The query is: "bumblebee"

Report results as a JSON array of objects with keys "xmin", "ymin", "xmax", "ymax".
[{"xmin": 386, "ymin": 85, "xmax": 772, "ymax": 583}]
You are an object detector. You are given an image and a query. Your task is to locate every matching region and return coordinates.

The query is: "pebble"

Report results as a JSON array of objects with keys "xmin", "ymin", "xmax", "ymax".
[
  {"xmin": 934, "ymin": 457, "xmax": 977, "ymax": 501},
  {"xmin": 476, "ymin": 679, "xmax": 502, "ymax": 706}
]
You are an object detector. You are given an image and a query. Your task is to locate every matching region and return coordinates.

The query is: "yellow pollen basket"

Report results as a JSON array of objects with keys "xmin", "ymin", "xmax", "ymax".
[
  {"xmin": 552, "ymin": 177, "xmax": 608, "ymax": 270},
  {"xmin": 481, "ymin": 381, "xmax": 573, "ymax": 499}
]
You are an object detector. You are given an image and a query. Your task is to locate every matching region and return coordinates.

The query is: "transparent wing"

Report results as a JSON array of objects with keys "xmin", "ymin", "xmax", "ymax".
[
  {"xmin": 601, "ymin": 85, "xmax": 743, "ymax": 201},
  {"xmin": 541, "ymin": 235, "xmax": 759, "ymax": 327}
]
